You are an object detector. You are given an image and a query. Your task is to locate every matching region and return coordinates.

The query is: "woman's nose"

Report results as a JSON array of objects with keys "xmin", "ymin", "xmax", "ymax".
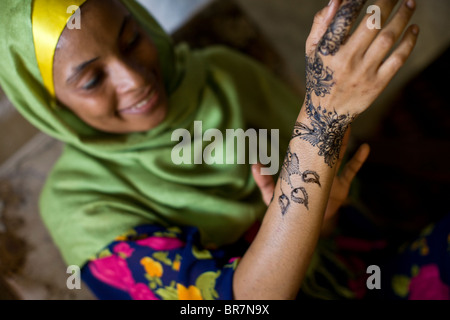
[{"xmin": 110, "ymin": 58, "xmax": 146, "ymax": 94}]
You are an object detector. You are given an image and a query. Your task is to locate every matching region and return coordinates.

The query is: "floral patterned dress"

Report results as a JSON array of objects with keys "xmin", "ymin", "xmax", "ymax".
[
  {"xmin": 81, "ymin": 210, "xmax": 450, "ymax": 300},
  {"xmin": 81, "ymin": 225, "xmax": 252, "ymax": 300}
]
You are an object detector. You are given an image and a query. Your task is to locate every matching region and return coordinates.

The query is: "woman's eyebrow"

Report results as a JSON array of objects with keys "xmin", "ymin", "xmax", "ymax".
[
  {"xmin": 65, "ymin": 14, "xmax": 132, "ymax": 85},
  {"xmin": 66, "ymin": 57, "xmax": 100, "ymax": 84}
]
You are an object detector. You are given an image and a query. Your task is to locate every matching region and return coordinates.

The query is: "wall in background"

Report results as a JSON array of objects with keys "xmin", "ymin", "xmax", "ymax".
[{"xmin": 138, "ymin": 0, "xmax": 211, "ymax": 33}]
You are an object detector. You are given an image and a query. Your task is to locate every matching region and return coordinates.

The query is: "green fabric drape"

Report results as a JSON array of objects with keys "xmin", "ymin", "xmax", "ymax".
[{"xmin": 0, "ymin": 0, "xmax": 300, "ymax": 267}]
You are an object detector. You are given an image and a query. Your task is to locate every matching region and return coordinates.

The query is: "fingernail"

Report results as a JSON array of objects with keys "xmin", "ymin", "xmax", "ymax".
[
  {"xmin": 328, "ymin": 0, "xmax": 333, "ymax": 6},
  {"xmin": 412, "ymin": 25, "xmax": 419, "ymax": 35},
  {"xmin": 406, "ymin": 0, "xmax": 415, "ymax": 9}
]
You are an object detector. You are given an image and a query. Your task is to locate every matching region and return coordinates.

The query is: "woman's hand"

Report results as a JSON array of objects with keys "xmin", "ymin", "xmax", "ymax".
[
  {"xmin": 305, "ymin": 0, "xmax": 419, "ymax": 117},
  {"xmin": 293, "ymin": 0, "xmax": 418, "ymax": 168}
]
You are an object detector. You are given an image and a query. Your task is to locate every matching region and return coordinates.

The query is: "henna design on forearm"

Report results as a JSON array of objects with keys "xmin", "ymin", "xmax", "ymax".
[
  {"xmin": 302, "ymin": 171, "xmax": 321, "ymax": 187},
  {"xmin": 291, "ymin": 187, "xmax": 309, "ymax": 210},
  {"xmin": 279, "ymin": 187, "xmax": 291, "ymax": 216},
  {"xmin": 278, "ymin": 148, "xmax": 321, "ymax": 215},
  {"xmin": 280, "ymin": 147, "xmax": 323, "ymax": 188},
  {"xmin": 318, "ymin": 0, "xmax": 367, "ymax": 56},
  {"xmin": 292, "ymin": 103, "xmax": 356, "ymax": 167},
  {"xmin": 280, "ymin": 147, "xmax": 300, "ymax": 188}
]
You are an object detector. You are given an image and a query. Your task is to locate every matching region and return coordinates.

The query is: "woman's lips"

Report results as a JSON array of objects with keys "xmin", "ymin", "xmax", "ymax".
[{"xmin": 118, "ymin": 85, "xmax": 160, "ymax": 115}]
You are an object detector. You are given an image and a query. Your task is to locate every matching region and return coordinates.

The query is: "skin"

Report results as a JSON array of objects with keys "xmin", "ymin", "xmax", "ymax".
[
  {"xmin": 53, "ymin": 0, "xmax": 169, "ymax": 134},
  {"xmin": 234, "ymin": 0, "xmax": 419, "ymax": 299}
]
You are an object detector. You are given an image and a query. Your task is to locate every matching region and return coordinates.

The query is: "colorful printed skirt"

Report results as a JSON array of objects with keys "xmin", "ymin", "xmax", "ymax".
[{"xmin": 81, "ymin": 208, "xmax": 450, "ymax": 300}]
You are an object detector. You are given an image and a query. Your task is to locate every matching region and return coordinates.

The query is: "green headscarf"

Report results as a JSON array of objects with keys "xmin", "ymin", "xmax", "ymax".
[{"xmin": 0, "ymin": 0, "xmax": 300, "ymax": 267}]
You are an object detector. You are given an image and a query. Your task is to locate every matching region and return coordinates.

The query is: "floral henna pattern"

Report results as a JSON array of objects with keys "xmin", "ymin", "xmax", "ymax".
[
  {"xmin": 293, "ymin": 104, "xmax": 356, "ymax": 167},
  {"xmin": 293, "ymin": 1, "xmax": 363, "ymax": 168},
  {"xmin": 280, "ymin": 147, "xmax": 322, "ymax": 189},
  {"xmin": 318, "ymin": 0, "xmax": 367, "ymax": 56},
  {"xmin": 280, "ymin": 146, "xmax": 300, "ymax": 188},
  {"xmin": 279, "ymin": 187, "xmax": 291, "ymax": 216},
  {"xmin": 305, "ymin": 55, "xmax": 335, "ymax": 99},
  {"xmin": 291, "ymin": 187, "xmax": 309, "ymax": 210},
  {"xmin": 279, "ymin": 0, "xmax": 366, "ymax": 215},
  {"xmin": 279, "ymin": 148, "xmax": 321, "ymax": 214},
  {"xmin": 302, "ymin": 170, "xmax": 321, "ymax": 187}
]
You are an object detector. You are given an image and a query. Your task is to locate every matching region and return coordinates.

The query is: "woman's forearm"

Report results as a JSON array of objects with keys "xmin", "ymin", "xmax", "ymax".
[{"xmin": 233, "ymin": 104, "xmax": 343, "ymax": 300}]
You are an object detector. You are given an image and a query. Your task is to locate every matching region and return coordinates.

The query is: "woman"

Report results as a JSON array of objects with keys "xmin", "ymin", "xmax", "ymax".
[{"xmin": 2, "ymin": 0, "xmax": 447, "ymax": 300}]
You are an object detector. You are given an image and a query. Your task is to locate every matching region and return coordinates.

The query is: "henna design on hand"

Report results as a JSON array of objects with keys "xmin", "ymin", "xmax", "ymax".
[
  {"xmin": 278, "ymin": 0, "xmax": 367, "ymax": 215},
  {"xmin": 305, "ymin": 55, "xmax": 335, "ymax": 98},
  {"xmin": 292, "ymin": 1, "xmax": 364, "ymax": 167},
  {"xmin": 318, "ymin": 0, "xmax": 367, "ymax": 56}
]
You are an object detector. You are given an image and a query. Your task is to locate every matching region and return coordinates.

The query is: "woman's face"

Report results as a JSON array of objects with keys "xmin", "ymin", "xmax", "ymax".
[{"xmin": 53, "ymin": 0, "xmax": 168, "ymax": 134}]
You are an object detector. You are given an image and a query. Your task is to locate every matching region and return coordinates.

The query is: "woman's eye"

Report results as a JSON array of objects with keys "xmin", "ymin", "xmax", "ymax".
[
  {"xmin": 125, "ymin": 32, "xmax": 141, "ymax": 51},
  {"xmin": 82, "ymin": 74, "xmax": 102, "ymax": 91}
]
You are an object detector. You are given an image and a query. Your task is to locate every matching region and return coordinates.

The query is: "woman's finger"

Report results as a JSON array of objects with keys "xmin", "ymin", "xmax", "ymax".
[
  {"xmin": 348, "ymin": 0, "xmax": 399, "ymax": 53},
  {"xmin": 318, "ymin": 0, "xmax": 368, "ymax": 56},
  {"xmin": 306, "ymin": 0, "xmax": 342, "ymax": 56},
  {"xmin": 364, "ymin": 0, "xmax": 416, "ymax": 65},
  {"xmin": 378, "ymin": 24, "xmax": 419, "ymax": 79},
  {"xmin": 340, "ymin": 143, "xmax": 370, "ymax": 186},
  {"xmin": 252, "ymin": 163, "xmax": 275, "ymax": 206}
]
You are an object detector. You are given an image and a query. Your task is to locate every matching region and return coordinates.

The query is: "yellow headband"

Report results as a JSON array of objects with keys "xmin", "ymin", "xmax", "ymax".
[{"xmin": 32, "ymin": 0, "xmax": 87, "ymax": 96}]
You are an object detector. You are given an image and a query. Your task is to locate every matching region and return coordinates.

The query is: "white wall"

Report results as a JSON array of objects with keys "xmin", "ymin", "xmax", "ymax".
[{"xmin": 137, "ymin": 0, "xmax": 212, "ymax": 33}]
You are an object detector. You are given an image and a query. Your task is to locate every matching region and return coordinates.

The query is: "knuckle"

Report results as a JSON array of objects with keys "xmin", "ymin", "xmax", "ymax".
[
  {"xmin": 313, "ymin": 9, "xmax": 326, "ymax": 23},
  {"xmin": 390, "ymin": 55, "xmax": 406, "ymax": 69},
  {"xmin": 314, "ymin": 11, "xmax": 322, "ymax": 20},
  {"xmin": 379, "ymin": 31, "xmax": 396, "ymax": 47},
  {"xmin": 305, "ymin": 34, "xmax": 315, "ymax": 46}
]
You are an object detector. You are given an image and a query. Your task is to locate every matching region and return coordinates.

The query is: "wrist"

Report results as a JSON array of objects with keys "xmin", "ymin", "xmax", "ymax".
[{"xmin": 294, "ymin": 100, "xmax": 354, "ymax": 169}]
